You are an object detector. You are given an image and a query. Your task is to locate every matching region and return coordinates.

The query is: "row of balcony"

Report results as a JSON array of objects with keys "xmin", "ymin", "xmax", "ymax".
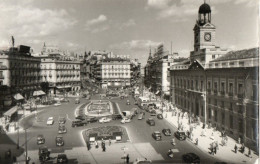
[
  {"xmin": 207, "ymin": 89, "xmax": 244, "ymax": 98},
  {"xmin": 0, "ymin": 65, "xmax": 7, "ymax": 70}
]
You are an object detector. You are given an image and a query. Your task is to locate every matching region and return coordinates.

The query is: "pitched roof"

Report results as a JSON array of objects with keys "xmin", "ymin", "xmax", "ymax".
[{"xmin": 211, "ymin": 48, "xmax": 259, "ymax": 62}]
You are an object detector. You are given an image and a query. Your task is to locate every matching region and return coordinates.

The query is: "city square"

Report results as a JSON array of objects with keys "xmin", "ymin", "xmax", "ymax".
[{"xmin": 0, "ymin": 0, "xmax": 259, "ymax": 164}]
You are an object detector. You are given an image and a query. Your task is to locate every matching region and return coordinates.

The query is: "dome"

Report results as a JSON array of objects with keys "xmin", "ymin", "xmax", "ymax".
[{"xmin": 199, "ymin": 3, "xmax": 211, "ymax": 14}]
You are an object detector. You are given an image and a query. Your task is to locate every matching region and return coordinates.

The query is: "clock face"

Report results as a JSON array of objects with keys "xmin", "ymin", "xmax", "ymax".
[{"xmin": 204, "ymin": 33, "xmax": 211, "ymax": 41}]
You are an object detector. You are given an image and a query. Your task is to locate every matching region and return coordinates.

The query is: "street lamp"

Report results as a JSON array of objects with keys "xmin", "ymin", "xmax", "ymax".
[{"xmin": 201, "ymin": 93, "xmax": 207, "ymax": 125}]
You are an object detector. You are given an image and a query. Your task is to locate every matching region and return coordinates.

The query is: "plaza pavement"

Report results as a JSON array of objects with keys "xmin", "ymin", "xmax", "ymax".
[
  {"xmin": 14, "ymin": 142, "xmax": 164, "ymax": 164},
  {"xmin": 163, "ymin": 111, "xmax": 259, "ymax": 164}
]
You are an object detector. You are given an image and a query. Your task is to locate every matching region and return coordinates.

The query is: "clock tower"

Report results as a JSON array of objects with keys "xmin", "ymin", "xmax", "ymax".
[{"xmin": 193, "ymin": 2, "xmax": 216, "ymax": 52}]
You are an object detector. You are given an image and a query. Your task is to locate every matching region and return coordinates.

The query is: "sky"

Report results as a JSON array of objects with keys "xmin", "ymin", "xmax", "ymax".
[{"xmin": 0, "ymin": 0, "xmax": 259, "ymax": 66}]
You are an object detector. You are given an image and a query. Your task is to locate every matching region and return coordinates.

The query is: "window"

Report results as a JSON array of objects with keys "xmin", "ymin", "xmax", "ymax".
[
  {"xmin": 208, "ymin": 81, "xmax": 211, "ymax": 89},
  {"xmin": 214, "ymin": 82, "xmax": 218, "ymax": 92},
  {"xmin": 208, "ymin": 108, "xmax": 211, "ymax": 119},
  {"xmin": 214, "ymin": 110, "xmax": 217, "ymax": 122},
  {"xmin": 195, "ymin": 80, "xmax": 198, "ymax": 90},
  {"xmin": 201, "ymin": 81, "xmax": 203, "ymax": 91},
  {"xmin": 214, "ymin": 99, "xmax": 217, "ymax": 106},
  {"xmin": 238, "ymin": 118, "xmax": 243, "ymax": 133},
  {"xmin": 253, "ymin": 84, "xmax": 258, "ymax": 101},
  {"xmin": 212, "ymin": 55, "xmax": 215, "ymax": 59},
  {"xmin": 229, "ymin": 103, "xmax": 233, "ymax": 111},
  {"xmin": 221, "ymin": 101, "xmax": 224, "ymax": 108},
  {"xmin": 201, "ymin": 106, "xmax": 204, "ymax": 116},
  {"xmin": 222, "ymin": 112, "xmax": 225, "ymax": 125},
  {"xmin": 229, "ymin": 82, "xmax": 233, "ymax": 94},
  {"xmin": 221, "ymin": 82, "xmax": 225, "ymax": 94}
]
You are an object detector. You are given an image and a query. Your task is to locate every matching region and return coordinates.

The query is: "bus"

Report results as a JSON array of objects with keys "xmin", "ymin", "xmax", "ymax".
[{"xmin": 137, "ymin": 97, "xmax": 150, "ymax": 109}]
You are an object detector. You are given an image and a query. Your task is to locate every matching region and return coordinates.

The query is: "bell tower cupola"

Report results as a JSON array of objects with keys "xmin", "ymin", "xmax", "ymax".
[
  {"xmin": 193, "ymin": 2, "xmax": 216, "ymax": 52},
  {"xmin": 198, "ymin": 2, "xmax": 211, "ymax": 25}
]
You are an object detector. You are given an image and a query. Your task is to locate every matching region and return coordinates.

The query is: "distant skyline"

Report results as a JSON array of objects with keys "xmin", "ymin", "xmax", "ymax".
[{"xmin": 0, "ymin": 0, "xmax": 258, "ymax": 65}]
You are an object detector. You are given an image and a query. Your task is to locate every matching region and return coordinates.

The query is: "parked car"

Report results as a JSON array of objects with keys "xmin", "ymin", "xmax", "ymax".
[
  {"xmin": 146, "ymin": 118, "xmax": 155, "ymax": 126},
  {"xmin": 175, "ymin": 130, "xmax": 186, "ymax": 140},
  {"xmin": 85, "ymin": 117, "xmax": 98, "ymax": 123},
  {"xmin": 57, "ymin": 154, "xmax": 68, "ymax": 164},
  {"xmin": 150, "ymin": 110, "xmax": 157, "ymax": 116},
  {"xmin": 47, "ymin": 117, "xmax": 54, "ymax": 125},
  {"xmin": 86, "ymin": 95, "xmax": 91, "ymax": 100},
  {"xmin": 58, "ymin": 125, "xmax": 67, "ymax": 134},
  {"xmin": 121, "ymin": 117, "xmax": 131, "ymax": 124},
  {"xmin": 72, "ymin": 120, "xmax": 87, "ymax": 127},
  {"xmin": 56, "ymin": 136, "xmax": 64, "ymax": 146},
  {"xmin": 82, "ymin": 94, "xmax": 87, "ymax": 98},
  {"xmin": 157, "ymin": 114, "xmax": 163, "ymax": 119},
  {"xmin": 58, "ymin": 117, "xmax": 66, "ymax": 124},
  {"xmin": 54, "ymin": 103, "xmax": 61, "ymax": 107},
  {"xmin": 99, "ymin": 117, "xmax": 112, "ymax": 123},
  {"xmin": 138, "ymin": 112, "xmax": 145, "ymax": 120},
  {"xmin": 112, "ymin": 114, "xmax": 123, "ymax": 120},
  {"xmin": 162, "ymin": 129, "xmax": 171, "ymax": 136},
  {"xmin": 152, "ymin": 131, "xmax": 162, "ymax": 141},
  {"xmin": 37, "ymin": 134, "xmax": 45, "ymax": 145},
  {"xmin": 38, "ymin": 146, "xmax": 50, "ymax": 162},
  {"xmin": 75, "ymin": 115, "xmax": 85, "ymax": 121},
  {"xmin": 182, "ymin": 153, "xmax": 200, "ymax": 163},
  {"xmin": 133, "ymin": 158, "xmax": 152, "ymax": 164}
]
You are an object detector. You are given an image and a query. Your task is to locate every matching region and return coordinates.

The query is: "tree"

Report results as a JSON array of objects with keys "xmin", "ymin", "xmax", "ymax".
[{"xmin": 40, "ymin": 82, "xmax": 49, "ymax": 95}]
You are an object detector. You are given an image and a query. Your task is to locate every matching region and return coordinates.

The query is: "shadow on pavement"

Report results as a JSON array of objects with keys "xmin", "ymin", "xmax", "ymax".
[{"xmin": 0, "ymin": 133, "xmax": 25, "ymax": 164}]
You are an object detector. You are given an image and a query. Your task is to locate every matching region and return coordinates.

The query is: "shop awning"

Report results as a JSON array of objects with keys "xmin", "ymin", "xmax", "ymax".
[
  {"xmin": 13, "ymin": 93, "xmax": 24, "ymax": 100},
  {"xmin": 3, "ymin": 106, "xmax": 18, "ymax": 117},
  {"xmin": 56, "ymin": 86, "xmax": 72, "ymax": 89},
  {"xmin": 33, "ymin": 90, "xmax": 46, "ymax": 96}
]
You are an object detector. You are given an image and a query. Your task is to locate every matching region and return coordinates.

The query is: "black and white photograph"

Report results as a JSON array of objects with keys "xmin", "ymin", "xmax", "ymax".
[{"xmin": 0, "ymin": 0, "xmax": 259, "ymax": 163}]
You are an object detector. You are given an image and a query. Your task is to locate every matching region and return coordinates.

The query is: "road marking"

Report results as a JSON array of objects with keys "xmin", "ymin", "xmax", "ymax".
[{"xmin": 66, "ymin": 114, "xmax": 73, "ymax": 122}]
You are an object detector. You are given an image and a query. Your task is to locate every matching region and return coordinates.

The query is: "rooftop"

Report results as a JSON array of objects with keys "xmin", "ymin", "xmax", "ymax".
[{"xmin": 211, "ymin": 47, "xmax": 259, "ymax": 62}]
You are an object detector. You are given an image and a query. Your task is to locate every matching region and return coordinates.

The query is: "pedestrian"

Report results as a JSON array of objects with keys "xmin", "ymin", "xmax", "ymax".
[
  {"xmin": 210, "ymin": 132, "xmax": 214, "ymax": 140},
  {"xmin": 241, "ymin": 144, "xmax": 245, "ymax": 154},
  {"xmin": 95, "ymin": 141, "xmax": 98, "ymax": 149},
  {"xmin": 238, "ymin": 137, "xmax": 241, "ymax": 144},
  {"xmin": 234, "ymin": 144, "xmax": 238, "ymax": 153},
  {"xmin": 195, "ymin": 138, "xmax": 198, "ymax": 145},
  {"xmin": 126, "ymin": 154, "xmax": 130, "ymax": 164},
  {"xmin": 87, "ymin": 141, "xmax": 91, "ymax": 150},
  {"xmin": 109, "ymin": 138, "xmax": 111, "ymax": 146},
  {"xmin": 248, "ymin": 148, "xmax": 252, "ymax": 158},
  {"xmin": 103, "ymin": 145, "xmax": 106, "ymax": 152},
  {"xmin": 202, "ymin": 123, "xmax": 205, "ymax": 129},
  {"xmin": 214, "ymin": 146, "xmax": 217, "ymax": 154}
]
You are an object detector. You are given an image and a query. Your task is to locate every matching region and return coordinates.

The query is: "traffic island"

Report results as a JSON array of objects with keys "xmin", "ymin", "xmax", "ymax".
[{"xmin": 82, "ymin": 126, "xmax": 129, "ymax": 145}]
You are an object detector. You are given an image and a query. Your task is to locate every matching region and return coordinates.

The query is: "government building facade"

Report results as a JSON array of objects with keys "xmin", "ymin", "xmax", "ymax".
[{"xmin": 170, "ymin": 3, "xmax": 259, "ymax": 151}]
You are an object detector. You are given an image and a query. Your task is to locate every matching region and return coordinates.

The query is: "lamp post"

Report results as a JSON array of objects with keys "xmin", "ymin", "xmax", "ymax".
[
  {"xmin": 201, "ymin": 92, "xmax": 207, "ymax": 125},
  {"xmin": 17, "ymin": 121, "xmax": 19, "ymax": 149}
]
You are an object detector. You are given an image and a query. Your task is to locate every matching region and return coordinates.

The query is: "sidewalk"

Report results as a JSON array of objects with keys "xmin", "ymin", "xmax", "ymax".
[
  {"xmin": 14, "ymin": 142, "xmax": 163, "ymax": 164},
  {"xmin": 163, "ymin": 111, "xmax": 258, "ymax": 164}
]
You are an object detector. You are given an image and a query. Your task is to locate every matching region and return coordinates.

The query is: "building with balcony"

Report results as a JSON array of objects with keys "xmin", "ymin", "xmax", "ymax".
[
  {"xmin": 144, "ymin": 45, "xmax": 183, "ymax": 99},
  {"xmin": 100, "ymin": 57, "xmax": 131, "ymax": 88},
  {"xmin": 0, "ymin": 46, "xmax": 41, "ymax": 110},
  {"xmin": 35, "ymin": 44, "xmax": 81, "ymax": 95}
]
